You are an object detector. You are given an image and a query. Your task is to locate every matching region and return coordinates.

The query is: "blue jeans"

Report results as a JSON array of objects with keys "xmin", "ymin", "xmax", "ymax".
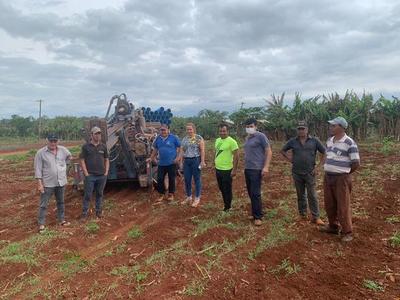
[
  {"xmin": 38, "ymin": 186, "xmax": 65, "ymax": 225},
  {"xmin": 292, "ymin": 172, "xmax": 320, "ymax": 219},
  {"xmin": 244, "ymin": 169, "xmax": 263, "ymax": 220},
  {"xmin": 183, "ymin": 157, "xmax": 202, "ymax": 198},
  {"xmin": 83, "ymin": 175, "xmax": 107, "ymax": 216}
]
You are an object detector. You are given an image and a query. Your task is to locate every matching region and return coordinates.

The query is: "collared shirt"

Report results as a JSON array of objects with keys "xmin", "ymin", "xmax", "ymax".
[
  {"xmin": 244, "ymin": 131, "xmax": 270, "ymax": 170},
  {"xmin": 34, "ymin": 145, "xmax": 72, "ymax": 187},
  {"xmin": 282, "ymin": 136, "xmax": 326, "ymax": 175},
  {"xmin": 153, "ymin": 134, "xmax": 181, "ymax": 166},
  {"xmin": 324, "ymin": 134, "xmax": 360, "ymax": 174},
  {"xmin": 79, "ymin": 143, "xmax": 109, "ymax": 176}
]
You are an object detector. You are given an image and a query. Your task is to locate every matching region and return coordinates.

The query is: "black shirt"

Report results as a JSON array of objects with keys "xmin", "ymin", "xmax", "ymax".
[
  {"xmin": 282, "ymin": 136, "xmax": 326, "ymax": 175},
  {"xmin": 80, "ymin": 143, "xmax": 109, "ymax": 176}
]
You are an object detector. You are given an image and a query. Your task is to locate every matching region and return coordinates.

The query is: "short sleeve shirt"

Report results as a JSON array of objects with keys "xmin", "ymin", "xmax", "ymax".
[
  {"xmin": 281, "ymin": 136, "xmax": 326, "ymax": 175},
  {"xmin": 181, "ymin": 134, "xmax": 203, "ymax": 158},
  {"xmin": 244, "ymin": 132, "xmax": 270, "ymax": 170},
  {"xmin": 324, "ymin": 134, "xmax": 360, "ymax": 174},
  {"xmin": 80, "ymin": 143, "xmax": 109, "ymax": 176},
  {"xmin": 215, "ymin": 136, "xmax": 239, "ymax": 170},
  {"xmin": 153, "ymin": 134, "xmax": 181, "ymax": 166}
]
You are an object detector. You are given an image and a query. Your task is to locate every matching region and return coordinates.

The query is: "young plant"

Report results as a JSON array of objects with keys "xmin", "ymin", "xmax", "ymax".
[
  {"xmin": 85, "ymin": 221, "xmax": 100, "ymax": 234},
  {"xmin": 363, "ymin": 279, "xmax": 384, "ymax": 292}
]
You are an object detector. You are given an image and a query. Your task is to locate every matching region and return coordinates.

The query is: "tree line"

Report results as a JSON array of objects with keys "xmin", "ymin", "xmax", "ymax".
[{"xmin": 1, "ymin": 92, "xmax": 399, "ymax": 141}]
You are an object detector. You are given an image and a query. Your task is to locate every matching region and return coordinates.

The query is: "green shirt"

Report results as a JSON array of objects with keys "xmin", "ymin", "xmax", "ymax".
[{"xmin": 214, "ymin": 136, "xmax": 239, "ymax": 170}]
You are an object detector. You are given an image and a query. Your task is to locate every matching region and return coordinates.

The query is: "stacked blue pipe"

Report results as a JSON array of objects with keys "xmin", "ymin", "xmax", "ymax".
[{"xmin": 141, "ymin": 106, "xmax": 173, "ymax": 125}]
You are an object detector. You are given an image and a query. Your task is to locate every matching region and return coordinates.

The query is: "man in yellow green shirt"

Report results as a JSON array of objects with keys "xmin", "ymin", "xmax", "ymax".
[{"xmin": 214, "ymin": 124, "xmax": 239, "ymax": 211}]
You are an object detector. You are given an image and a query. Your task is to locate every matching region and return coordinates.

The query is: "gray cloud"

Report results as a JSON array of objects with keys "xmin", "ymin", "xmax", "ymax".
[{"xmin": 0, "ymin": 0, "xmax": 399, "ymax": 118}]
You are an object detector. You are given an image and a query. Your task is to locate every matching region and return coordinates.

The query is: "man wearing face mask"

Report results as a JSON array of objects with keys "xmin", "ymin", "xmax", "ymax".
[{"xmin": 243, "ymin": 118, "xmax": 272, "ymax": 226}]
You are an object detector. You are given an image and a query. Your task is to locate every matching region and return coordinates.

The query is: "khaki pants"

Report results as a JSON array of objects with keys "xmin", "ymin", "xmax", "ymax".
[{"xmin": 323, "ymin": 173, "xmax": 353, "ymax": 234}]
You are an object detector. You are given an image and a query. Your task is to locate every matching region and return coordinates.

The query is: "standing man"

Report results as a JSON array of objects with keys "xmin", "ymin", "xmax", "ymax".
[
  {"xmin": 281, "ymin": 121, "xmax": 326, "ymax": 225},
  {"xmin": 215, "ymin": 123, "xmax": 239, "ymax": 211},
  {"xmin": 34, "ymin": 133, "xmax": 72, "ymax": 232},
  {"xmin": 320, "ymin": 117, "xmax": 360, "ymax": 242},
  {"xmin": 147, "ymin": 124, "xmax": 181, "ymax": 202},
  {"xmin": 243, "ymin": 118, "xmax": 272, "ymax": 226},
  {"xmin": 80, "ymin": 126, "xmax": 109, "ymax": 219}
]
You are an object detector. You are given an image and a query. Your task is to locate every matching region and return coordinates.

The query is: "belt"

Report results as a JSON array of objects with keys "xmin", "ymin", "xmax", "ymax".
[
  {"xmin": 325, "ymin": 172, "xmax": 349, "ymax": 176},
  {"xmin": 184, "ymin": 156, "xmax": 200, "ymax": 159}
]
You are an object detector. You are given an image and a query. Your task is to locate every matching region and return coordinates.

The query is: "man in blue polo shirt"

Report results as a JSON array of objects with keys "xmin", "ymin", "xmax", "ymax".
[{"xmin": 147, "ymin": 124, "xmax": 181, "ymax": 202}]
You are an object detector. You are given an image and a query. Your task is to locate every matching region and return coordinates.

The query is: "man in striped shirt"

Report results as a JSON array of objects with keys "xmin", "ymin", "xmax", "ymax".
[{"xmin": 320, "ymin": 117, "xmax": 360, "ymax": 242}]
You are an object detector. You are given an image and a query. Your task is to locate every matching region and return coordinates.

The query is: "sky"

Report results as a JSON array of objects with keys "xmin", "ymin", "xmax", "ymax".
[{"xmin": 0, "ymin": 0, "xmax": 399, "ymax": 118}]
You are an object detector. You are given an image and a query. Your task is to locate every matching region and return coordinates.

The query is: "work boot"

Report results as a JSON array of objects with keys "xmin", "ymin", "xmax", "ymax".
[
  {"xmin": 254, "ymin": 219, "xmax": 262, "ymax": 226},
  {"xmin": 311, "ymin": 218, "xmax": 324, "ymax": 226},
  {"xmin": 341, "ymin": 233, "xmax": 353, "ymax": 242},
  {"xmin": 319, "ymin": 225, "xmax": 339, "ymax": 235}
]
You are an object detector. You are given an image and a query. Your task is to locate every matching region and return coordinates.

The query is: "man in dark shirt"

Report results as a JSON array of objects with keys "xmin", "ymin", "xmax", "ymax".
[
  {"xmin": 80, "ymin": 126, "xmax": 109, "ymax": 219},
  {"xmin": 281, "ymin": 121, "xmax": 326, "ymax": 225}
]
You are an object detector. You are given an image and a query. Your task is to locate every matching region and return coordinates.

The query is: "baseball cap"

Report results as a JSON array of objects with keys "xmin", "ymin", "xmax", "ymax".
[
  {"xmin": 47, "ymin": 133, "xmax": 58, "ymax": 141},
  {"xmin": 328, "ymin": 117, "xmax": 348, "ymax": 129},
  {"xmin": 297, "ymin": 121, "xmax": 307, "ymax": 129},
  {"xmin": 91, "ymin": 126, "xmax": 101, "ymax": 134}
]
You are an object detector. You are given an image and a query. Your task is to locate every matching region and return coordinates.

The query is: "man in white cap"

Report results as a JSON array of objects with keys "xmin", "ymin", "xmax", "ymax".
[
  {"xmin": 80, "ymin": 126, "xmax": 109, "ymax": 219},
  {"xmin": 320, "ymin": 117, "xmax": 360, "ymax": 242}
]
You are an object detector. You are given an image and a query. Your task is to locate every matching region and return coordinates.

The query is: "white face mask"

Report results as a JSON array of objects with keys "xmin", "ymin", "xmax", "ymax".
[{"xmin": 246, "ymin": 127, "xmax": 256, "ymax": 134}]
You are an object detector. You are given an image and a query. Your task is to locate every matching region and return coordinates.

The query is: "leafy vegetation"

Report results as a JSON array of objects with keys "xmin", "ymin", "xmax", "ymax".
[
  {"xmin": 270, "ymin": 258, "xmax": 301, "ymax": 276},
  {"xmin": 362, "ymin": 279, "xmax": 384, "ymax": 292},
  {"xmin": 389, "ymin": 231, "xmax": 400, "ymax": 247},
  {"xmin": 2, "ymin": 92, "xmax": 400, "ymax": 142},
  {"xmin": 127, "ymin": 225, "xmax": 143, "ymax": 239},
  {"xmin": 58, "ymin": 252, "xmax": 89, "ymax": 277},
  {"xmin": 85, "ymin": 221, "xmax": 100, "ymax": 234}
]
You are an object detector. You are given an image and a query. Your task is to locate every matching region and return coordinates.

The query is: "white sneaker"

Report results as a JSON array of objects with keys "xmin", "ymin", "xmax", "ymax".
[
  {"xmin": 191, "ymin": 197, "xmax": 200, "ymax": 207},
  {"xmin": 181, "ymin": 196, "xmax": 192, "ymax": 205}
]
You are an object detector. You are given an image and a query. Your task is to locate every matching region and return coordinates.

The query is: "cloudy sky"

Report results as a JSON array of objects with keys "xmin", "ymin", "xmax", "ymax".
[{"xmin": 0, "ymin": 0, "xmax": 399, "ymax": 118}]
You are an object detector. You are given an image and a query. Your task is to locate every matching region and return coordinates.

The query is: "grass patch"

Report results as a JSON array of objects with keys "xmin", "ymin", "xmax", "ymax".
[
  {"xmin": 389, "ymin": 231, "xmax": 400, "ymax": 247},
  {"xmin": 58, "ymin": 252, "xmax": 89, "ymax": 277},
  {"xmin": 386, "ymin": 215, "xmax": 400, "ymax": 224},
  {"xmin": 0, "ymin": 230, "xmax": 60, "ymax": 267},
  {"xmin": 183, "ymin": 278, "xmax": 207, "ymax": 296},
  {"xmin": 110, "ymin": 264, "xmax": 149, "ymax": 288},
  {"xmin": 248, "ymin": 221, "xmax": 295, "ymax": 260},
  {"xmin": 1, "ymin": 275, "xmax": 39, "ymax": 299},
  {"xmin": 270, "ymin": 258, "xmax": 301, "ymax": 276},
  {"xmin": 85, "ymin": 221, "xmax": 100, "ymax": 234},
  {"xmin": 362, "ymin": 279, "xmax": 384, "ymax": 292},
  {"xmin": 127, "ymin": 225, "xmax": 143, "ymax": 239},
  {"xmin": 191, "ymin": 211, "xmax": 231, "ymax": 236}
]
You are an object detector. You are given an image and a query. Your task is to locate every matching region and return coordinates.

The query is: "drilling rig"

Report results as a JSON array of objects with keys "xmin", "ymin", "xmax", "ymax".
[{"xmin": 72, "ymin": 93, "xmax": 172, "ymax": 189}]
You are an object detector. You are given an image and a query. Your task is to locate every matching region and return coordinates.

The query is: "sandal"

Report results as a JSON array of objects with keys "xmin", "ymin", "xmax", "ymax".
[
  {"xmin": 38, "ymin": 225, "xmax": 45, "ymax": 233},
  {"xmin": 59, "ymin": 221, "xmax": 70, "ymax": 226}
]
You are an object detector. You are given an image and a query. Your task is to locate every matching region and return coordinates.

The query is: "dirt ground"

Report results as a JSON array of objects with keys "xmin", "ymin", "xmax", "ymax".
[{"xmin": 0, "ymin": 142, "xmax": 399, "ymax": 300}]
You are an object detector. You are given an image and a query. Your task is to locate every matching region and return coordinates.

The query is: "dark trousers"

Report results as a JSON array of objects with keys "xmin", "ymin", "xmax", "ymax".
[
  {"xmin": 157, "ymin": 164, "xmax": 176, "ymax": 195},
  {"xmin": 244, "ymin": 169, "xmax": 263, "ymax": 220},
  {"xmin": 292, "ymin": 172, "xmax": 320, "ymax": 219},
  {"xmin": 183, "ymin": 157, "xmax": 202, "ymax": 197},
  {"xmin": 216, "ymin": 169, "xmax": 233, "ymax": 210},
  {"xmin": 323, "ymin": 173, "xmax": 353, "ymax": 234},
  {"xmin": 38, "ymin": 186, "xmax": 65, "ymax": 225},
  {"xmin": 83, "ymin": 175, "xmax": 107, "ymax": 216}
]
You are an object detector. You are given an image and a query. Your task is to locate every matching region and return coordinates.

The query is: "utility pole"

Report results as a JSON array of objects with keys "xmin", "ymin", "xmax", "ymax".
[
  {"xmin": 36, "ymin": 99, "xmax": 43, "ymax": 140},
  {"xmin": 240, "ymin": 101, "xmax": 245, "ymax": 109}
]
